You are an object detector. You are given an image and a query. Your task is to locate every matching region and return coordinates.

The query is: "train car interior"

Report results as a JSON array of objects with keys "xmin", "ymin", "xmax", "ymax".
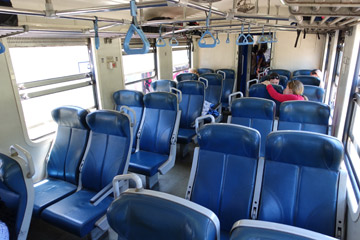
[{"xmin": 0, "ymin": 0, "xmax": 360, "ymax": 239}]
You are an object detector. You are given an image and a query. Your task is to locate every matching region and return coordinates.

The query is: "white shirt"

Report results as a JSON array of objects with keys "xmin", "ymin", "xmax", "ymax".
[{"xmin": 0, "ymin": 221, "xmax": 9, "ymax": 240}]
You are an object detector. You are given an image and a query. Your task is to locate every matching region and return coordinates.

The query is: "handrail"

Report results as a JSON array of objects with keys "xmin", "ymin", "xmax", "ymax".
[
  {"xmin": 123, "ymin": 0, "xmax": 150, "ymax": 55},
  {"xmin": 246, "ymin": 25, "xmax": 254, "ymax": 45},
  {"xmin": 195, "ymin": 115, "xmax": 215, "ymax": 135},
  {"xmin": 119, "ymin": 105, "xmax": 136, "ymax": 128},
  {"xmin": 216, "ymin": 70, "xmax": 226, "ymax": 80},
  {"xmin": 113, "ymin": 173, "xmax": 143, "ymax": 198},
  {"xmin": 236, "ymin": 25, "xmax": 248, "ymax": 46},
  {"xmin": 156, "ymin": 25, "xmax": 166, "ymax": 47},
  {"xmin": 94, "ymin": 17, "xmax": 100, "ymax": 50},
  {"xmin": 9, "ymin": 144, "xmax": 35, "ymax": 178},
  {"xmin": 226, "ymin": 32, "xmax": 230, "ymax": 44},
  {"xmin": 198, "ymin": 77, "xmax": 209, "ymax": 88},
  {"xmin": 0, "ymin": 42, "xmax": 5, "ymax": 54},
  {"xmin": 198, "ymin": 8, "xmax": 217, "ymax": 48},
  {"xmin": 228, "ymin": 91, "xmax": 243, "ymax": 107},
  {"xmin": 171, "ymin": 87, "xmax": 182, "ymax": 103}
]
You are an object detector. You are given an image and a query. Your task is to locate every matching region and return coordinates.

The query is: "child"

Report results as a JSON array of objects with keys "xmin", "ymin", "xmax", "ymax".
[
  {"xmin": 262, "ymin": 80, "xmax": 307, "ymax": 102},
  {"xmin": 268, "ymin": 72, "xmax": 280, "ymax": 85}
]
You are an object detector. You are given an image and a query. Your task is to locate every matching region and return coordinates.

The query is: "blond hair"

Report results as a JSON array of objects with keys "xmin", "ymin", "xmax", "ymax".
[{"xmin": 287, "ymin": 80, "xmax": 304, "ymax": 95}]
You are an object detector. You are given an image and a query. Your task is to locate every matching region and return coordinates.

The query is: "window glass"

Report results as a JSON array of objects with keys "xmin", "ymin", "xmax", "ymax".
[
  {"xmin": 9, "ymin": 45, "xmax": 95, "ymax": 140},
  {"xmin": 172, "ymin": 49, "xmax": 189, "ymax": 73}
]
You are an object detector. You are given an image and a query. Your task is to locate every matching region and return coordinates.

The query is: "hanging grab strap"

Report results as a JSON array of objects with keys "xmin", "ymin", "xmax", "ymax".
[
  {"xmin": 0, "ymin": 42, "xmax": 5, "ymax": 54},
  {"xmin": 156, "ymin": 25, "xmax": 166, "ymax": 47},
  {"xmin": 198, "ymin": 9, "xmax": 216, "ymax": 48},
  {"xmin": 236, "ymin": 24, "xmax": 248, "ymax": 46},
  {"xmin": 258, "ymin": 26, "xmax": 268, "ymax": 43},
  {"xmin": 226, "ymin": 32, "xmax": 230, "ymax": 44},
  {"xmin": 123, "ymin": 0, "xmax": 150, "ymax": 55},
  {"xmin": 246, "ymin": 25, "xmax": 254, "ymax": 45},
  {"xmin": 169, "ymin": 24, "xmax": 179, "ymax": 46},
  {"xmin": 94, "ymin": 17, "xmax": 100, "ymax": 50},
  {"xmin": 215, "ymin": 32, "xmax": 220, "ymax": 44}
]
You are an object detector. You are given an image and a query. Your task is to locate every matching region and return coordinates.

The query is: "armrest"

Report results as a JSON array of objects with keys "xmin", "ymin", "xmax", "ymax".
[
  {"xmin": 90, "ymin": 182, "xmax": 113, "ymax": 206},
  {"xmin": 195, "ymin": 115, "xmax": 215, "ymax": 134},
  {"xmin": 9, "ymin": 144, "xmax": 35, "ymax": 178}
]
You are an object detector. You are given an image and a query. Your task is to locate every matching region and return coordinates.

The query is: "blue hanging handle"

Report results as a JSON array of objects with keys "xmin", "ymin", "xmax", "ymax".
[
  {"xmin": 236, "ymin": 25, "xmax": 248, "ymax": 46},
  {"xmin": 123, "ymin": 0, "xmax": 150, "ymax": 55},
  {"xmin": 258, "ymin": 26, "xmax": 268, "ymax": 44},
  {"xmin": 94, "ymin": 17, "xmax": 100, "ymax": 50},
  {"xmin": 226, "ymin": 32, "xmax": 230, "ymax": 44},
  {"xmin": 0, "ymin": 42, "xmax": 5, "ymax": 54},
  {"xmin": 268, "ymin": 30, "xmax": 278, "ymax": 43},
  {"xmin": 246, "ymin": 25, "xmax": 254, "ymax": 45},
  {"xmin": 169, "ymin": 24, "xmax": 178, "ymax": 47},
  {"xmin": 215, "ymin": 32, "xmax": 220, "ymax": 44},
  {"xmin": 156, "ymin": 25, "xmax": 166, "ymax": 47},
  {"xmin": 198, "ymin": 9, "xmax": 217, "ymax": 48}
]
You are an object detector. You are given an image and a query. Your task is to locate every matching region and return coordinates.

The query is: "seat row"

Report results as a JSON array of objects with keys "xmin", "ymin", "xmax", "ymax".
[
  {"xmin": 267, "ymin": 68, "xmax": 321, "ymax": 80},
  {"xmin": 106, "ymin": 125, "xmax": 346, "ymax": 240}
]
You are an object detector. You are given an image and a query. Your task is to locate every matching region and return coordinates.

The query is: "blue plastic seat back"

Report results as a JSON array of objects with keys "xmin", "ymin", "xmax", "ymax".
[
  {"xmin": 198, "ymin": 68, "xmax": 214, "ymax": 75},
  {"xmin": 48, "ymin": 106, "xmax": 89, "ymax": 185},
  {"xmin": 268, "ymin": 69, "xmax": 291, "ymax": 80},
  {"xmin": 292, "ymin": 75, "xmax": 321, "ymax": 86},
  {"xmin": 113, "ymin": 90, "xmax": 144, "ymax": 149},
  {"xmin": 230, "ymin": 98, "xmax": 275, "ymax": 157},
  {"xmin": 0, "ymin": 153, "xmax": 29, "ymax": 239},
  {"xmin": 139, "ymin": 92, "xmax": 178, "ymax": 155},
  {"xmin": 200, "ymin": 73, "xmax": 223, "ymax": 105},
  {"xmin": 249, "ymin": 83, "xmax": 283, "ymax": 116},
  {"xmin": 178, "ymin": 80, "xmax": 205, "ymax": 129},
  {"xmin": 107, "ymin": 190, "xmax": 219, "ymax": 240},
  {"xmin": 81, "ymin": 111, "xmax": 132, "ymax": 192},
  {"xmin": 278, "ymin": 101, "xmax": 330, "ymax": 134},
  {"xmin": 190, "ymin": 124, "xmax": 260, "ymax": 232},
  {"xmin": 151, "ymin": 79, "xmax": 177, "ymax": 92},
  {"xmin": 260, "ymin": 75, "xmax": 288, "ymax": 89},
  {"xmin": 303, "ymin": 85, "xmax": 325, "ymax": 102},
  {"xmin": 293, "ymin": 69, "xmax": 312, "ymax": 76},
  {"xmin": 259, "ymin": 131, "xmax": 343, "ymax": 236},
  {"xmin": 217, "ymin": 69, "xmax": 236, "ymax": 108},
  {"xmin": 176, "ymin": 73, "xmax": 198, "ymax": 82}
]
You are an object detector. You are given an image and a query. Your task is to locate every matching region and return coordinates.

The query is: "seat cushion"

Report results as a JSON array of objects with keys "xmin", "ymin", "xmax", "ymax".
[
  {"xmin": 129, "ymin": 151, "xmax": 168, "ymax": 176},
  {"xmin": 41, "ymin": 189, "xmax": 113, "ymax": 237},
  {"xmin": 33, "ymin": 178, "xmax": 77, "ymax": 217},
  {"xmin": 177, "ymin": 128, "xmax": 196, "ymax": 144}
]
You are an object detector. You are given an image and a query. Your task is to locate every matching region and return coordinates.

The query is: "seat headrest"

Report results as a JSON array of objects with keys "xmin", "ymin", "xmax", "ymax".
[
  {"xmin": 151, "ymin": 80, "xmax": 177, "ymax": 92},
  {"xmin": 231, "ymin": 98, "xmax": 275, "ymax": 120},
  {"xmin": 266, "ymin": 131, "xmax": 343, "ymax": 171},
  {"xmin": 200, "ymin": 73, "xmax": 223, "ymax": 85},
  {"xmin": 280, "ymin": 101, "xmax": 330, "ymax": 125},
  {"xmin": 249, "ymin": 84, "xmax": 283, "ymax": 96},
  {"xmin": 293, "ymin": 69, "xmax": 312, "ymax": 76},
  {"xmin": 198, "ymin": 124, "xmax": 260, "ymax": 158},
  {"xmin": 86, "ymin": 110, "xmax": 131, "ymax": 137},
  {"xmin": 51, "ymin": 106, "xmax": 89, "ymax": 129},
  {"xmin": 178, "ymin": 81, "xmax": 205, "ymax": 95},
  {"xmin": 176, "ymin": 73, "xmax": 198, "ymax": 81},
  {"xmin": 216, "ymin": 69, "xmax": 235, "ymax": 79},
  {"xmin": 143, "ymin": 92, "xmax": 178, "ymax": 110},
  {"xmin": 197, "ymin": 68, "xmax": 214, "ymax": 74},
  {"xmin": 113, "ymin": 90, "xmax": 144, "ymax": 107},
  {"xmin": 292, "ymin": 75, "xmax": 321, "ymax": 86},
  {"xmin": 303, "ymin": 85, "xmax": 325, "ymax": 102}
]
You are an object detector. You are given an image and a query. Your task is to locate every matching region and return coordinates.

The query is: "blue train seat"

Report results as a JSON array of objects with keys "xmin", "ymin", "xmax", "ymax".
[
  {"xmin": 177, "ymin": 80, "xmax": 205, "ymax": 144},
  {"xmin": 278, "ymin": 101, "xmax": 330, "ymax": 134},
  {"xmin": 268, "ymin": 69, "xmax": 291, "ymax": 80},
  {"xmin": 257, "ymin": 131, "xmax": 345, "ymax": 237},
  {"xmin": 217, "ymin": 69, "xmax": 236, "ymax": 109},
  {"xmin": 33, "ymin": 106, "xmax": 89, "ymax": 216},
  {"xmin": 292, "ymin": 75, "xmax": 321, "ymax": 86},
  {"xmin": 229, "ymin": 98, "xmax": 275, "ymax": 157},
  {"xmin": 186, "ymin": 124, "xmax": 260, "ymax": 239},
  {"xmin": 199, "ymin": 73, "xmax": 223, "ymax": 121},
  {"xmin": 176, "ymin": 73, "xmax": 198, "ymax": 82},
  {"xmin": 129, "ymin": 92, "xmax": 181, "ymax": 188},
  {"xmin": 304, "ymin": 85, "xmax": 325, "ymax": 102},
  {"xmin": 230, "ymin": 220, "xmax": 338, "ymax": 240},
  {"xmin": 293, "ymin": 69, "xmax": 312, "ymax": 76},
  {"xmin": 41, "ymin": 110, "xmax": 132, "ymax": 237},
  {"xmin": 107, "ymin": 173, "xmax": 220, "ymax": 240},
  {"xmin": 113, "ymin": 90, "xmax": 144, "ymax": 151},
  {"xmin": 0, "ymin": 145, "xmax": 35, "ymax": 240},
  {"xmin": 198, "ymin": 68, "xmax": 214, "ymax": 75},
  {"xmin": 249, "ymin": 83, "xmax": 283, "ymax": 116},
  {"xmin": 151, "ymin": 79, "xmax": 177, "ymax": 92},
  {"xmin": 260, "ymin": 74, "xmax": 288, "ymax": 89}
]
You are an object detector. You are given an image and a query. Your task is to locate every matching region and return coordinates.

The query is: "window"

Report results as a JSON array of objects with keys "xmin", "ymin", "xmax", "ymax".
[
  {"xmin": 9, "ymin": 42, "xmax": 97, "ymax": 140},
  {"xmin": 172, "ymin": 46, "xmax": 190, "ymax": 79}
]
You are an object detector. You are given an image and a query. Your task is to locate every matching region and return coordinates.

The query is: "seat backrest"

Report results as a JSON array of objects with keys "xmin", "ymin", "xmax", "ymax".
[
  {"xmin": 268, "ymin": 69, "xmax": 291, "ymax": 80},
  {"xmin": 198, "ymin": 68, "xmax": 214, "ymax": 75},
  {"xmin": 0, "ymin": 152, "xmax": 34, "ymax": 240},
  {"xmin": 260, "ymin": 75, "xmax": 288, "ymax": 89},
  {"xmin": 139, "ymin": 92, "xmax": 178, "ymax": 155},
  {"xmin": 48, "ymin": 106, "xmax": 89, "ymax": 185},
  {"xmin": 107, "ymin": 188, "xmax": 220, "ymax": 240},
  {"xmin": 151, "ymin": 79, "xmax": 177, "ymax": 92},
  {"xmin": 200, "ymin": 73, "xmax": 223, "ymax": 105},
  {"xmin": 278, "ymin": 101, "xmax": 330, "ymax": 134},
  {"xmin": 81, "ymin": 110, "xmax": 132, "ymax": 192},
  {"xmin": 188, "ymin": 124, "xmax": 260, "ymax": 232},
  {"xmin": 113, "ymin": 90, "xmax": 144, "ymax": 149},
  {"xmin": 293, "ymin": 69, "xmax": 312, "ymax": 76},
  {"xmin": 176, "ymin": 73, "xmax": 198, "ymax": 82},
  {"xmin": 230, "ymin": 97, "xmax": 275, "ymax": 157},
  {"xmin": 217, "ymin": 69, "xmax": 236, "ymax": 108},
  {"xmin": 292, "ymin": 75, "xmax": 321, "ymax": 86},
  {"xmin": 259, "ymin": 131, "xmax": 343, "ymax": 236},
  {"xmin": 178, "ymin": 80, "xmax": 205, "ymax": 129},
  {"xmin": 303, "ymin": 85, "xmax": 325, "ymax": 102},
  {"xmin": 249, "ymin": 83, "xmax": 283, "ymax": 116}
]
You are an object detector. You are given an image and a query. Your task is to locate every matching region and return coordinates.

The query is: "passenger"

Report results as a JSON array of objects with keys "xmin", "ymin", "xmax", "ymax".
[
  {"xmin": 256, "ymin": 48, "xmax": 266, "ymax": 75},
  {"xmin": 262, "ymin": 80, "xmax": 307, "ymax": 102},
  {"xmin": 268, "ymin": 72, "xmax": 280, "ymax": 85},
  {"xmin": 310, "ymin": 69, "xmax": 322, "ymax": 79},
  {"xmin": 189, "ymin": 68, "xmax": 199, "ymax": 76}
]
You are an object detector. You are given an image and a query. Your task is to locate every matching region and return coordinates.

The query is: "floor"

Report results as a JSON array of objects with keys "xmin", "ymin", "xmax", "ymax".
[{"xmin": 27, "ymin": 143, "xmax": 195, "ymax": 240}]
